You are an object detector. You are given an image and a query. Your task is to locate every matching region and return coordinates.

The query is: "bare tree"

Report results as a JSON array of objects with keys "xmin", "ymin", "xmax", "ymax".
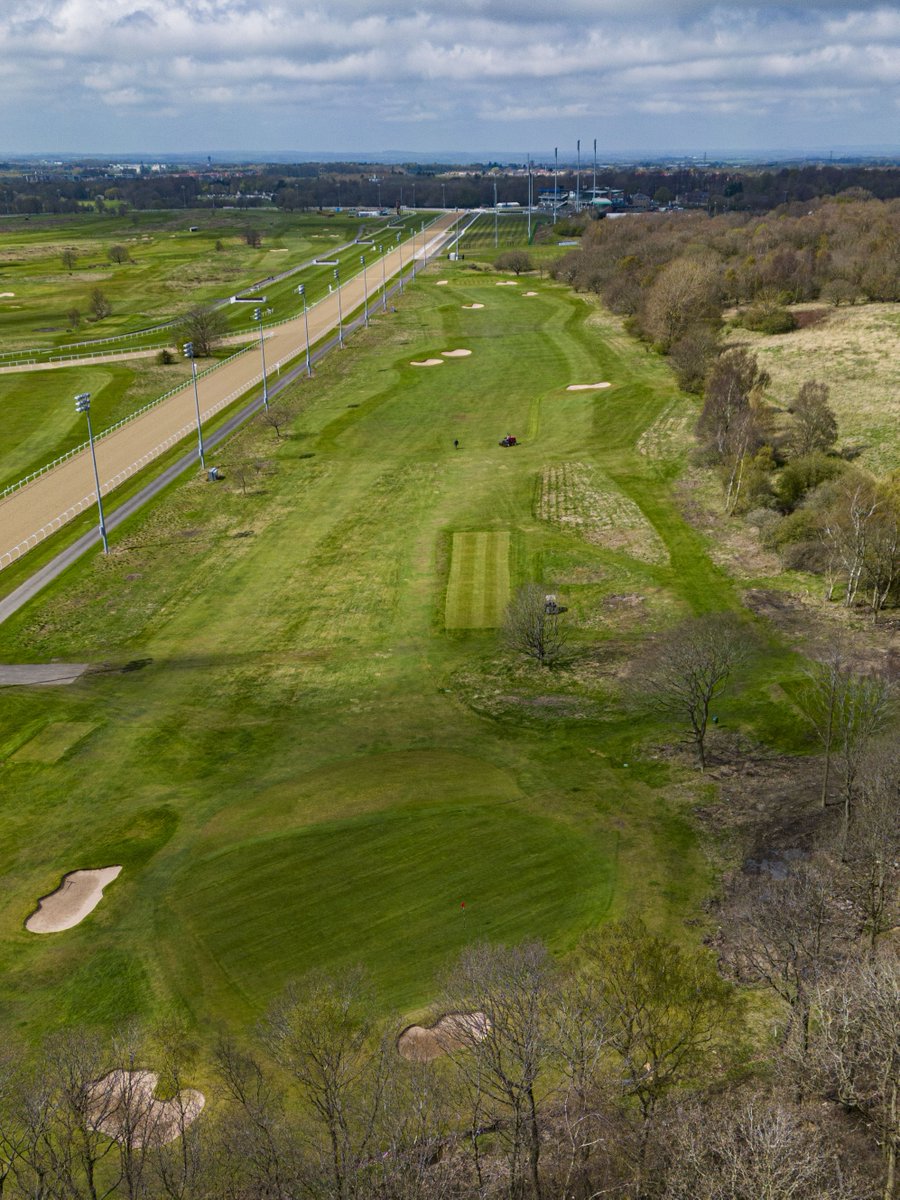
[
  {"xmin": 844, "ymin": 743, "xmax": 900, "ymax": 953},
  {"xmin": 832, "ymin": 671, "xmax": 894, "ymax": 855},
  {"xmin": 658, "ymin": 1094, "xmax": 871, "ymax": 1199},
  {"xmin": 632, "ymin": 613, "xmax": 749, "ymax": 769},
  {"xmin": 815, "ymin": 959, "xmax": 900, "ymax": 1200},
  {"xmin": 259, "ymin": 405, "xmax": 291, "ymax": 440},
  {"xmin": 108, "ymin": 245, "xmax": 130, "ymax": 265},
  {"xmin": 89, "ymin": 287, "xmax": 111, "ymax": 320},
  {"xmin": 721, "ymin": 861, "xmax": 849, "ymax": 1073},
  {"xmin": 61, "ymin": 247, "xmax": 77, "ymax": 271},
  {"xmin": 177, "ymin": 306, "xmax": 228, "ymax": 358},
  {"xmin": 642, "ymin": 256, "xmax": 722, "ymax": 350},
  {"xmin": 788, "ymin": 380, "xmax": 839, "ymax": 457},
  {"xmin": 263, "ymin": 968, "xmax": 389, "ymax": 1200},
  {"xmin": 440, "ymin": 942, "xmax": 557, "ymax": 1200},
  {"xmin": 503, "ymin": 584, "xmax": 568, "ymax": 668},
  {"xmin": 695, "ymin": 349, "xmax": 771, "ymax": 511},
  {"xmin": 67, "ymin": 306, "xmax": 82, "ymax": 328}
]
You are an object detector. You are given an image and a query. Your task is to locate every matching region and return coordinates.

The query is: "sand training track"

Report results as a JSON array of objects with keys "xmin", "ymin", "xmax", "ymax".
[
  {"xmin": 88, "ymin": 1070, "xmax": 204, "ymax": 1146},
  {"xmin": 566, "ymin": 382, "xmax": 612, "ymax": 391},
  {"xmin": 0, "ymin": 213, "xmax": 460, "ymax": 568},
  {"xmin": 397, "ymin": 1012, "xmax": 490, "ymax": 1062},
  {"xmin": 25, "ymin": 866, "xmax": 122, "ymax": 932}
]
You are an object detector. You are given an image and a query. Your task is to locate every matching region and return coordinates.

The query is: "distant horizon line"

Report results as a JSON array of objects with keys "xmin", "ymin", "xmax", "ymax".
[{"xmin": 4, "ymin": 145, "xmax": 900, "ymax": 167}]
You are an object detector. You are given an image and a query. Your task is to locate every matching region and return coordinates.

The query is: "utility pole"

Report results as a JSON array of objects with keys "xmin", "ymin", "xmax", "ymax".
[
  {"xmin": 527, "ymin": 153, "xmax": 532, "ymax": 242},
  {"xmin": 333, "ymin": 269, "xmax": 344, "ymax": 347},
  {"xmin": 360, "ymin": 254, "xmax": 369, "ymax": 327},
  {"xmin": 493, "ymin": 180, "xmax": 498, "ymax": 247},
  {"xmin": 592, "ymin": 137, "xmax": 597, "ymax": 199}
]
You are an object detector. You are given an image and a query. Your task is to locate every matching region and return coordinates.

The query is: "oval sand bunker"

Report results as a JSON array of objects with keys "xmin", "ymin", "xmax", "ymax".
[
  {"xmin": 410, "ymin": 359, "xmax": 444, "ymax": 367},
  {"xmin": 89, "ymin": 1070, "xmax": 204, "ymax": 1146},
  {"xmin": 567, "ymin": 382, "xmax": 612, "ymax": 391},
  {"xmin": 26, "ymin": 866, "xmax": 122, "ymax": 933},
  {"xmin": 435, "ymin": 280, "xmax": 450, "ymax": 286},
  {"xmin": 462, "ymin": 303, "xmax": 484, "ymax": 309},
  {"xmin": 442, "ymin": 349, "xmax": 472, "ymax": 358},
  {"xmin": 397, "ymin": 1012, "xmax": 490, "ymax": 1062}
]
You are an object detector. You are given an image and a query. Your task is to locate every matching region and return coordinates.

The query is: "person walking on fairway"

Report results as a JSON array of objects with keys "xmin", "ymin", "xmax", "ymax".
[{"xmin": 453, "ymin": 438, "xmax": 459, "ymax": 450}]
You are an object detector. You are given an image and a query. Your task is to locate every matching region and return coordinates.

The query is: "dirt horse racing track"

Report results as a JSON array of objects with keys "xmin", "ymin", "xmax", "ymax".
[{"xmin": 0, "ymin": 214, "xmax": 460, "ymax": 569}]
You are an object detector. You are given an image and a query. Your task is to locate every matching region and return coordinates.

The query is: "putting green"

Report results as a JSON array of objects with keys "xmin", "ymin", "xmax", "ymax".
[
  {"xmin": 169, "ymin": 802, "xmax": 616, "ymax": 1008},
  {"xmin": 445, "ymin": 531, "xmax": 511, "ymax": 629}
]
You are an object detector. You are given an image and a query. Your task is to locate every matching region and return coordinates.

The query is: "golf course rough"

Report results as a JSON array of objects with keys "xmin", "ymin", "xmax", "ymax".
[{"xmin": 445, "ymin": 531, "xmax": 511, "ymax": 628}]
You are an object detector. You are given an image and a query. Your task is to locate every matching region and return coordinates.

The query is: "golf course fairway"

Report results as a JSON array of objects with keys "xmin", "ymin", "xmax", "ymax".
[{"xmin": 0, "ymin": 263, "xmax": 754, "ymax": 1040}]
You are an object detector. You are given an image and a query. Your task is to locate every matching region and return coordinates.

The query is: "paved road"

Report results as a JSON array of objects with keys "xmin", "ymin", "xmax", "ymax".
[{"xmin": 0, "ymin": 213, "xmax": 460, "ymax": 569}]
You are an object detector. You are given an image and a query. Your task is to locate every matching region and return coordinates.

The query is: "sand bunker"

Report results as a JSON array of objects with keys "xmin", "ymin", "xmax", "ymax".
[
  {"xmin": 442, "ymin": 349, "xmax": 472, "ymax": 358},
  {"xmin": 397, "ymin": 1012, "xmax": 490, "ymax": 1063},
  {"xmin": 462, "ymin": 303, "xmax": 484, "ymax": 309},
  {"xmin": 410, "ymin": 359, "xmax": 444, "ymax": 367},
  {"xmin": 26, "ymin": 866, "xmax": 122, "ymax": 933},
  {"xmin": 0, "ymin": 292, "xmax": 14, "ymax": 298},
  {"xmin": 566, "ymin": 382, "xmax": 612, "ymax": 391},
  {"xmin": 435, "ymin": 280, "xmax": 449, "ymax": 286},
  {"xmin": 88, "ymin": 1070, "xmax": 204, "ymax": 1147},
  {"xmin": 495, "ymin": 281, "xmax": 518, "ymax": 286},
  {"xmin": 523, "ymin": 291, "xmax": 538, "ymax": 296}
]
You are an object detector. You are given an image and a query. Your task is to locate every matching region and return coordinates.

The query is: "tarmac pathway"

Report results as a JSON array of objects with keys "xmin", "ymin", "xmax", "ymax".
[{"xmin": 0, "ymin": 213, "xmax": 460, "ymax": 569}]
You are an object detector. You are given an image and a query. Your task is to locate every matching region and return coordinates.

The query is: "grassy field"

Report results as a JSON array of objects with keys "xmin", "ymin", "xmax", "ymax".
[
  {"xmin": 0, "ymin": 208, "xmax": 429, "ymax": 354},
  {"xmin": 728, "ymin": 302, "xmax": 900, "ymax": 475},
  {"xmin": 0, "ymin": 261, "xmax": 809, "ymax": 1050}
]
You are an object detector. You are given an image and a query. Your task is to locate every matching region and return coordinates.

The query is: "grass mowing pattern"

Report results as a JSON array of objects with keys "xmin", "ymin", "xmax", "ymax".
[
  {"xmin": 172, "ymin": 802, "xmax": 617, "ymax": 1008},
  {"xmin": 445, "ymin": 531, "xmax": 510, "ymax": 628}
]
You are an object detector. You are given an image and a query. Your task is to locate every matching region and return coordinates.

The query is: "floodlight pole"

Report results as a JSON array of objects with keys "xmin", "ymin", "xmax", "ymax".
[
  {"xmin": 296, "ymin": 284, "xmax": 312, "ymax": 376},
  {"xmin": 411, "ymin": 224, "xmax": 417, "ymax": 279},
  {"xmin": 420, "ymin": 221, "xmax": 426, "ymax": 266},
  {"xmin": 182, "ymin": 342, "xmax": 205, "ymax": 467},
  {"xmin": 592, "ymin": 137, "xmax": 597, "ymax": 199},
  {"xmin": 253, "ymin": 307, "xmax": 269, "ymax": 410},
  {"xmin": 493, "ymin": 181, "xmax": 498, "ymax": 247},
  {"xmin": 396, "ymin": 232, "xmax": 404, "ymax": 293},
  {"xmin": 553, "ymin": 146, "xmax": 559, "ymax": 225},
  {"xmin": 333, "ymin": 268, "xmax": 344, "ymax": 347},
  {"xmin": 360, "ymin": 254, "xmax": 369, "ymax": 327},
  {"xmin": 75, "ymin": 392, "xmax": 108, "ymax": 554},
  {"xmin": 576, "ymin": 138, "xmax": 581, "ymax": 212},
  {"xmin": 527, "ymin": 153, "xmax": 532, "ymax": 242},
  {"xmin": 378, "ymin": 244, "xmax": 387, "ymax": 311}
]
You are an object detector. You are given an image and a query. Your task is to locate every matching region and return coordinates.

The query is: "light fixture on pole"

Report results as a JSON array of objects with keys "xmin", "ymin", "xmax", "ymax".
[
  {"xmin": 74, "ymin": 392, "xmax": 108, "ymax": 554},
  {"xmin": 553, "ymin": 146, "xmax": 559, "ymax": 225},
  {"xmin": 182, "ymin": 342, "xmax": 205, "ymax": 468},
  {"xmin": 396, "ymin": 231, "xmax": 404, "ymax": 294},
  {"xmin": 253, "ymin": 307, "xmax": 270, "ymax": 410},
  {"xmin": 295, "ymin": 284, "xmax": 312, "ymax": 376},
  {"xmin": 360, "ymin": 254, "xmax": 369, "ymax": 327},
  {"xmin": 378, "ymin": 244, "xmax": 387, "ymax": 311},
  {"xmin": 333, "ymin": 267, "xmax": 344, "ymax": 347}
]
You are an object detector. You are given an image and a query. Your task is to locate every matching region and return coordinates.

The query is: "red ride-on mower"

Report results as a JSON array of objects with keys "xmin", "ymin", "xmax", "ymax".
[{"xmin": 499, "ymin": 434, "xmax": 518, "ymax": 447}]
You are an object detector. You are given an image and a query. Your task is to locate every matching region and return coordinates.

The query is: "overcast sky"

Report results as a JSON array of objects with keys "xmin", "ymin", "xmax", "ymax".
[{"xmin": 3, "ymin": 0, "xmax": 900, "ymax": 158}]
